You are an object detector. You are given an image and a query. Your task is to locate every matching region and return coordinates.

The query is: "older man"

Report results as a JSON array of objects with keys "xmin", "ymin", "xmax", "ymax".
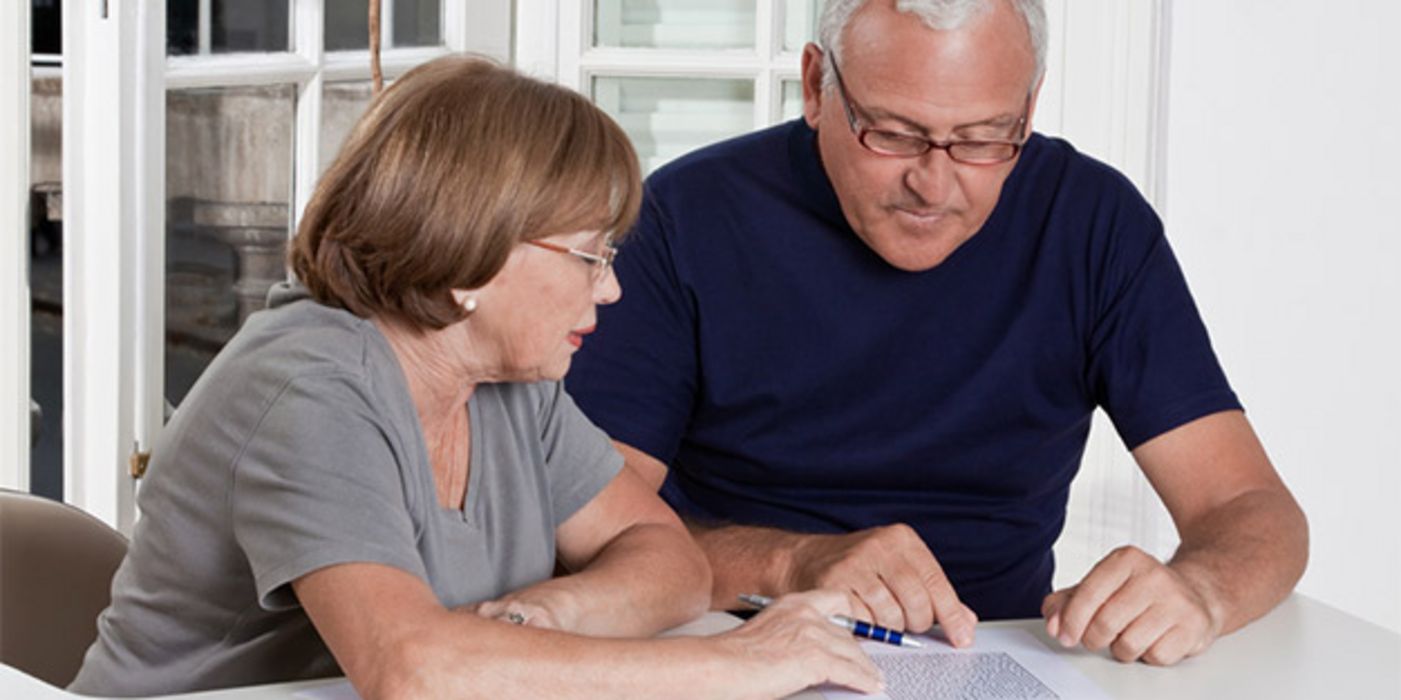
[{"xmin": 567, "ymin": 0, "xmax": 1307, "ymax": 666}]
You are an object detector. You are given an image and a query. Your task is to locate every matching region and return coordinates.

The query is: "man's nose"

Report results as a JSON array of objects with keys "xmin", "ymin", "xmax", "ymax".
[{"xmin": 902, "ymin": 147, "xmax": 959, "ymax": 206}]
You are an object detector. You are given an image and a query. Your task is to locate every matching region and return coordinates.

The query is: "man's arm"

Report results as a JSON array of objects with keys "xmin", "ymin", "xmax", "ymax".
[
  {"xmin": 614, "ymin": 440, "xmax": 979, "ymax": 647},
  {"xmin": 1042, "ymin": 409, "xmax": 1308, "ymax": 665}
]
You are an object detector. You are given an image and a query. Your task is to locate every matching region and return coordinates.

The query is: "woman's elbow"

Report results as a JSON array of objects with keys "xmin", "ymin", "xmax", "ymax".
[{"xmin": 357, "ymin": 635, "xmax": 445, "ymax": 700}]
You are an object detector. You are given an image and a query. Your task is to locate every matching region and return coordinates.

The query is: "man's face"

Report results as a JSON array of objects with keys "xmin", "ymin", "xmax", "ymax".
[{"xmin": 802, "ymin": 0, "xmax": 1041, "ymax": 272}]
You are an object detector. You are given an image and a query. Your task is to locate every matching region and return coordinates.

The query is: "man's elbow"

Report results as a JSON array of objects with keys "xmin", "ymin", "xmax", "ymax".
[
  {"xmin": 1283, "ymin": 491, "xmax": 1310, "ymax": 587},
  {"xmin": 662, "ymin": 522, "xmax": 714, "ymax": 621}
]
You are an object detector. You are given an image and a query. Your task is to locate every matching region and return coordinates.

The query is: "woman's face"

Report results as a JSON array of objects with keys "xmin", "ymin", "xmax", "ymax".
[{"xmin": 467, "ymin": 229, "xmax": 620, "ymax": 383}]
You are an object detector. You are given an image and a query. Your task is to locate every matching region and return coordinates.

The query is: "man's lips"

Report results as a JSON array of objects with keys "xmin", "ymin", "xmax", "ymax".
[{"xmin": 892, "ymin": 205, "xmax": 949, "ymax": 221}]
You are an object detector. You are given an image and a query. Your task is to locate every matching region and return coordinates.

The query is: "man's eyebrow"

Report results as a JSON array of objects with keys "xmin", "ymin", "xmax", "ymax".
[{"xmin": 862, "ymin": 104, "xmax": 1021, "ymax": 134}]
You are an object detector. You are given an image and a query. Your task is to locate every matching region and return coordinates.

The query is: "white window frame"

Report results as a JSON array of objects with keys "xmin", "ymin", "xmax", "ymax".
[
  {"xmin": 1, "ymin": 1, "xmax": 32, "ymax": 491},
  {"xmin": 518, "ymin": 1, "xmax": 808, "ymax": 143},
  {"xmin": 56, "ymin": 0, "xmax": 510, "ymax": 531}
]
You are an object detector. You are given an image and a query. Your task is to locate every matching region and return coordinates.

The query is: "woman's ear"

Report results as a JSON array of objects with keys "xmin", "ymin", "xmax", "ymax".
[{"xmin": 451, "ymin": 289, "xmax": 478, "ymax": 313}]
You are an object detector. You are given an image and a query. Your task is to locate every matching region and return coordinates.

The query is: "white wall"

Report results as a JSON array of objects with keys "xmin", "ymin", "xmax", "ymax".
[{"xmin": 1162, "ymin": 1, "xmax": 1401, "ymax": 633}]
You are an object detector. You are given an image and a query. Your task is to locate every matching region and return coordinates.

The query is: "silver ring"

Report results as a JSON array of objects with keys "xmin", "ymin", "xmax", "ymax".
[{"xmin": 506, "ymin": 611, "xmax": 527, "ymax": 625}]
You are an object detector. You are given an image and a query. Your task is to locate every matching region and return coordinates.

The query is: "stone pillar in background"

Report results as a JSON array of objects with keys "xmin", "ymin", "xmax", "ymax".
[{"xmin": 191, "ymin": 200, "xmax": 288, "ymax": 324}]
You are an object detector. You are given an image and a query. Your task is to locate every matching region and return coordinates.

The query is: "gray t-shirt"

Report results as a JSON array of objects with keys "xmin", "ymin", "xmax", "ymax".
[{"xmin": 69, "ymin": 284, "xmax": 623, "ymax": 696}]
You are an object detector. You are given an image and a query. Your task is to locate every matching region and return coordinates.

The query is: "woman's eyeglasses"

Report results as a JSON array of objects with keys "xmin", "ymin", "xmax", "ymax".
[{"xmin": 526, "ymin": 239, "xmax": 618, "ymax": 283}]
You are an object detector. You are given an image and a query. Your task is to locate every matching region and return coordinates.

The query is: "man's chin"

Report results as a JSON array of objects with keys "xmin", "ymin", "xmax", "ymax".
[{"xmin": 857, "ymin": 222, "xmax": 976, "ymax": 272}]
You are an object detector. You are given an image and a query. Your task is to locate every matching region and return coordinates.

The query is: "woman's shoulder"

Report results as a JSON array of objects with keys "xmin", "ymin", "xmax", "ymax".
[{"xmin": 230, "ymin": 298, "xmax": 386, "ymax": 381}]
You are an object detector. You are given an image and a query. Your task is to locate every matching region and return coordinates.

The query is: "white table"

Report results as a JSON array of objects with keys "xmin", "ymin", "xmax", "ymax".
[{"xmin": 4, "ymin": 594, "xmax": 1397, "ymax": 699}]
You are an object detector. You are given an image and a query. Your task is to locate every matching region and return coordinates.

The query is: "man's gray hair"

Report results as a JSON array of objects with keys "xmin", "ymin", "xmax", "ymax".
[{"xmin": 816, "ymin": 0, "xmax": 1046, "ymax": 91}]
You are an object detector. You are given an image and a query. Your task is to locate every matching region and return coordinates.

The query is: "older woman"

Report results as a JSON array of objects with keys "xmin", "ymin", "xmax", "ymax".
[{"xmin": 68, "ymin": 57, "xmax": 880, "ymax": 699}]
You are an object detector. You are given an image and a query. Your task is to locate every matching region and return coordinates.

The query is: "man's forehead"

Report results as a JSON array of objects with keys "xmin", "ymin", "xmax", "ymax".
[
  {"xmin": 842, "ymin": 1, "xmax": 1036, "ymax": 87},
  {"xmin": 839, "ymin": 5, "xmax": 1036, "ymax": 123}
]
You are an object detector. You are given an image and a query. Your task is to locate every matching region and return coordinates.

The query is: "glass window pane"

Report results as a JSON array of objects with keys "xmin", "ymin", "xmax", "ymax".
[
  {"xmin": 780, "ymin": 79, "xmax": 804, "ymax": 122},
  {"xmin": 321, "ymin": 81, "xmax": 377, "ymax": 175},
  {"xmin": 213, "ymin": 0, "xmax": 290, "ymax": 53},
  {"xmin": 30, "ymin": 74, "xmax": 63, "ymax": 500},
  {"xmin": 393, "ymin": 0, "xmax": 442, "ymax": 47},
  {"xmin": 595, "ymin": 0, "xmax": 756, "ymax": 50},
  {"xmin": 165, "ymin": 85, "xmax": 295, "ymax": 407},
  {"xmin": 783, "ymin": 0, "xmax": 823, "ymax": 52},
  {"xmin": 592, "ymin": 76, "xmax": 754, "ymax": 174},
  {"xmin": 325, "ymin": 1, "xmax": 370, "ymax": 51},
  {"xmin": 32, "ymin": 0, "xmax": 61, "ymax": 54},
  {"xmin": 167, "ymin": 0, "xmax": 199, "ymax": 55},
  {"xmin": 168, "ymin": 0, "xmax": 291, "ymax": 55}
]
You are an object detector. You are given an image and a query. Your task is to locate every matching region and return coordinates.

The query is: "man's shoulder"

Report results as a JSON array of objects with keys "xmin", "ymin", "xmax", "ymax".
[
  {"xmin": 1020, "ymin": 133, "xmax": 1148, "ymax": 204},
  {"xmin": 647, "ymin": 121, "xmax": 797, "ymax": 193}
]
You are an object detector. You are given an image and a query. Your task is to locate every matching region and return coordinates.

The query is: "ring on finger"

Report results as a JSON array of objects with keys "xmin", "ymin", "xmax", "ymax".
[{"xmin": 506, "ymin": 611, "xmax": 527, "ymax": 625}]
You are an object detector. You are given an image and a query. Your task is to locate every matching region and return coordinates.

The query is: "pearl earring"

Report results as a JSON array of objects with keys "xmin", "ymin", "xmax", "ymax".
[{"xmin": 462, "ymin": 296, "xmax": 478, "ymax": 313}]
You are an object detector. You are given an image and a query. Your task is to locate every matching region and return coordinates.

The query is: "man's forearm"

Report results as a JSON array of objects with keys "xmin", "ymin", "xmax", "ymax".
[
  {"xmin": 1168, "ymin": 487, "xmax": 1309, "ymax": 637},
  {"xmin": 687, "ymin": 521, "xmax": 808, "ymax": 610}
]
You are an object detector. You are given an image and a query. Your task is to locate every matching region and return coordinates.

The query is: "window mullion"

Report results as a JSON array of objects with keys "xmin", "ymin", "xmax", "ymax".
[
  {"xmin": 515, "ymin": 0, "xmax": 560, "ymax": 78},
  {"xmin": 292, "ymin": 0, "xmax": 326, "ymax": 236},
  {"xmin": 558, "ymin": 1, "xmax": 586, "ymax": 90},
  {"xmin": 0, "ymin": 0, "xmax": 31, "ymax": 490},
  {"xmin": 198, "ymin": 0, "xmax": 212, "ymax": 55},
  {"xmin": 165, "ymin": 53, "xmax": 320, "ymax": 90},
  {"xmin": 133, "ymin": 0, "xmax": 168, "ymax": 509},
  {"xmin": 323, "ymin": 46, "xmax": 452, "ymax": 82},
  {"xmin": 62, "ymin": 0, "xmax": 141, "ymax": 530}
]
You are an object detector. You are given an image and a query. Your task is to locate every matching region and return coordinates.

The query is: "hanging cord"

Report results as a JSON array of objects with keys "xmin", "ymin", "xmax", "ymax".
[{"xmin": 369, "ymin": 0, "xmax": 384, "ymax": 95}]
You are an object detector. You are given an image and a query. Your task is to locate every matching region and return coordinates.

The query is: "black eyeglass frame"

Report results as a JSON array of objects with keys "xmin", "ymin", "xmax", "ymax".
[{"xmin": 826, "ymin": 48, "xmax": 1031, "ymax": 165}]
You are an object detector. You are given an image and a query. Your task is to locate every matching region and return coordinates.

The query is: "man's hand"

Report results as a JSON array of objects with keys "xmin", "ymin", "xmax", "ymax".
[
  {"xmin": 614, "ymin": 440, "xmax": 977, "ymax": 645},
  {"xmin": 1041, "ymin": 545, "xmax": 1222, "ymax": 666},
  {"xmin": 784, "ymin": 524, "xmax": 978, "ymax": 647}
]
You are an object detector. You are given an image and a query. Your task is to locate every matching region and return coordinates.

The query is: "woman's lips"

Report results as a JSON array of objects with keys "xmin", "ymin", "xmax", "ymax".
[{"xmin": 567, "ymin": 325, "xmax": 596, "ymax": 348}]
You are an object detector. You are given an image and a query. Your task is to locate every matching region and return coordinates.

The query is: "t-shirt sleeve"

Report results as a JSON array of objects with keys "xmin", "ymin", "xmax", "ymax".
[
  {"xmin": 231, "ymin": 372, "xmax": 428, "ymax": 611},
  {"xmin": 535, "ymin": 382, "xmax": 625, "ymax": 526},
  {"xmin": 1086, "ymin": 195, "xmax": 1242, "ymax": 450},
  {"xmin": 565, "ymin": 185, "xmax": 699, "ymax": 464}
]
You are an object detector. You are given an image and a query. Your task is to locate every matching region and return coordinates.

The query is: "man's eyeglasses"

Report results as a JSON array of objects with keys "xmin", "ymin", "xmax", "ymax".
[
  {"xmin": 827, "ymin": 49, "xmax": 1029, "ymax": 165},
  {"xmin": 526, "ymin": 238, "xmax": 618, "ymax": 284}
]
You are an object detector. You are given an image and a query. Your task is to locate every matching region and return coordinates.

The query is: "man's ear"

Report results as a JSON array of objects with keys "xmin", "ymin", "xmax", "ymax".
[
  {"xmin": 1023, "ymin": 73, "xmax": 1046, "ymax": 139},
  {"xmin": 800, "ymin": 42, "xmax": 827, "ymax": 129}
]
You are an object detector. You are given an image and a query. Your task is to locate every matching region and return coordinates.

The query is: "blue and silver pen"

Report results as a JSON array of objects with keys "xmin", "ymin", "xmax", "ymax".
[{"xmin": 738, "ymin": 593, "xmax": 923, "ymax": 648}]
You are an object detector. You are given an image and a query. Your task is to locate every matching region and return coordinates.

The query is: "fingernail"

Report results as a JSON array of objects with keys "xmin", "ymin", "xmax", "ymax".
[
  {"xmin": 1046, "ymin": 614, "xmax": 1059, "ymax": 637},
  {"xmin": 1058, "ymin": 633, "xmax": 1074, "ymax": 647}
]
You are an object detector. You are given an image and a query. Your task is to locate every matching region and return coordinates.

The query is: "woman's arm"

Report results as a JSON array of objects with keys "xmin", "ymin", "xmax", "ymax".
[
  {"xmin": 471, "ymin": 465, "xmax": 710, "ymax": 637},
  {"xmin": 294, "ymin": 565, "xmax": 882, "ymax": 700}
]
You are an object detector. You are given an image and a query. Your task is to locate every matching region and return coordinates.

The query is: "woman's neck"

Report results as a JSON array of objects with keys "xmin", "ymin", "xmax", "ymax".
[{"xmin": 374, "ymin": 316, "xmax": 485, "ymax": 434}]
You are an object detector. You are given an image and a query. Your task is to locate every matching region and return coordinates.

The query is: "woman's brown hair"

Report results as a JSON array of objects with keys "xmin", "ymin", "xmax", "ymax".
[{"xmin": 290, "ymin": 55, "xmax": 642, "ymax": 330}]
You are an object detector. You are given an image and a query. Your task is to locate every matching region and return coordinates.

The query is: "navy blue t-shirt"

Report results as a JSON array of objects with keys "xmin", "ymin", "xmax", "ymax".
[{"xmin": 566, "ymin": 119, "xmax": 1240, "ymax": 620}]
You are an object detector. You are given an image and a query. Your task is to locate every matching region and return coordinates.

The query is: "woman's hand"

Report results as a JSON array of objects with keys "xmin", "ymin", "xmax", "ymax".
[
  {"xmin": 711, "ymin": 590, "xmax": 885, "ymax": 699},
  {"xmin": 465, "ymin": 578, "xmax": 583, "ymax": 632}
]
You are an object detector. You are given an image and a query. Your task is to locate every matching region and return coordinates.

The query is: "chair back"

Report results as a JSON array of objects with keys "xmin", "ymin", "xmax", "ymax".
[{"xmin": 0, "ymin": 489, "xmax": 128, "ymax": 688}]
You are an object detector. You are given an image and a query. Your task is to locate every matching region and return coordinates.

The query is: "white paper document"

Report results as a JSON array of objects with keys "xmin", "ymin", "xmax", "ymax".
[{"xmin": 822, "ymin": 628, "xmax": 1110, "ymax": 700}]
